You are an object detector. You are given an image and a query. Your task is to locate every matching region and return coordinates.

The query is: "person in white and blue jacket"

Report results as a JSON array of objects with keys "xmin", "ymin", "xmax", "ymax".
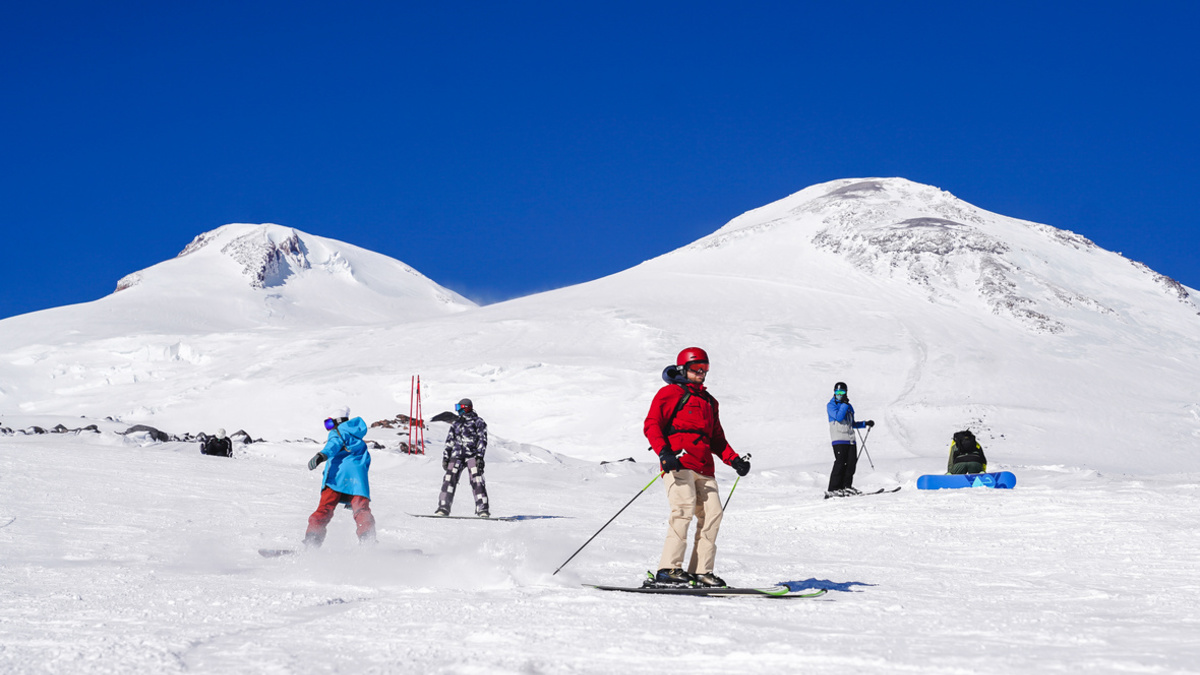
[
  {"xmin": 826, "ymin": 382, "xmax": 874, "ymax": 498},
  {"xmin": 303, "ymin": 406, "xmax": 376, "ymax": 547},
  {"xmin": 435, "ymin": 398, "xmax": 490, "ymax": 517}
]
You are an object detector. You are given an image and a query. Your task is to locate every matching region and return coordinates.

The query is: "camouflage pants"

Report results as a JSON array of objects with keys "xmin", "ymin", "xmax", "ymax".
[{"xmin": 438, "ymin": 456, "xmax": 489, "ymax": 515}]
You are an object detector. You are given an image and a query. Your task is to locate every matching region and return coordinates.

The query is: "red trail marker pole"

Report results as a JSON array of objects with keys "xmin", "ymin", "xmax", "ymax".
[{"xmin": 409, "ymin": 375, "xmax": 425, "ymax": 454}]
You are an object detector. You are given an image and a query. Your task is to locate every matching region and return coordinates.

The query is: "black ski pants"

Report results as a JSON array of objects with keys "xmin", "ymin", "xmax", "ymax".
[{"xmin": 828, "ymin": 443, "xmax": 858, "ymax": 492}]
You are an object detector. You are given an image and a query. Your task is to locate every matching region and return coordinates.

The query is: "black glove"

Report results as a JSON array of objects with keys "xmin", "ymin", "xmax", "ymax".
[
  {"xmin": 865, "ymin": 420, "xmax": 875, "ymax": 427},
  {"xmin": 659, "ymin": 449, "xmax": 683, "ymax": 472},
  {"xmin": 475, "ymin": 457, "xmax": 485, "ymax": 471},
  {"xmin": 731, "ymin": 456, "xmax": 751, "ymax": 476},
  {"xmin": 308, "ymin": 452, "xmax": 327, "ymax": 471},
  {"xmin": 442, "ymin": 456, "xmax": 450, "ymax": 471}
]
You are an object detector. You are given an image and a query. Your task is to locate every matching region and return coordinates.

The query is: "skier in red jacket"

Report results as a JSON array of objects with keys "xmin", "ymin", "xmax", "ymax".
[{"xmin": 643, "ymin": 347, "xmax": 750, "ymax": 587}]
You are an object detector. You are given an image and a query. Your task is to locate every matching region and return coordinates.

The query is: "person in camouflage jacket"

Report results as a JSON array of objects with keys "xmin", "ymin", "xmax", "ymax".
[{"xmin": 435, "ymin": 398, "xmax": 490, "ymax": 517}]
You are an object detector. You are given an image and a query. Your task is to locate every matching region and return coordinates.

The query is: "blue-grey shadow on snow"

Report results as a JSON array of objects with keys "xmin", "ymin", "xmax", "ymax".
[
  {"xmin": 503, "ymin": 515, "xmax": 570, "ymax": 521},
  {"xmin": 779, "ymin": 578, "xmax": 876, "ymax": 593}
]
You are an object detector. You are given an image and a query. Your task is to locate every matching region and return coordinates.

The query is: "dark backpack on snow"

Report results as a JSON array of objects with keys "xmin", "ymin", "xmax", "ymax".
[{"xmin": 951, "ymin": 430, "xmax": 986, "ymax": 465}]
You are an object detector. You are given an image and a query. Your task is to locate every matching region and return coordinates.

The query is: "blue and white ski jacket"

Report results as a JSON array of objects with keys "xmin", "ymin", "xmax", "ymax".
[
  {"xmin": 320, "ymin": 416, "xmax": 371, "ymax": 499},
  {"xmin": 827, "ymin": 397, "xmax": 865, "ymax": 446}
]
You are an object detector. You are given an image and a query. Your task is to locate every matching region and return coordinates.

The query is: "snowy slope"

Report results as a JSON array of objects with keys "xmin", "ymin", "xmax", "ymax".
[
  {"xmin": 3, "ymin": 178, "xmax": 1200, "ymax": 673},
  {"xmin": 1, "ymin": 429, "xmax": 1198, "ymax": 674},
  {"xmin": 1, "ymin": 179, "xmax": 1198, "ymax": 473}
]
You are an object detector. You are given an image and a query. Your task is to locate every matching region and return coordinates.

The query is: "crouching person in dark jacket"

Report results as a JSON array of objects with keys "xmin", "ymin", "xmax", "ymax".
[
  {"xmin": 200, "ymin": 429, "xmax": 233, "ymax": 457},
  {"xmin": 947, "ymin": 430, "xmax": 987, "ymax": 474}
]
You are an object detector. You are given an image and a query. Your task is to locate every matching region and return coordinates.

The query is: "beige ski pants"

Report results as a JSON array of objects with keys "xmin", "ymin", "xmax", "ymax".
[{"xmin": 658, "ymin": 469, "xmax": 724, "ymax": 574}]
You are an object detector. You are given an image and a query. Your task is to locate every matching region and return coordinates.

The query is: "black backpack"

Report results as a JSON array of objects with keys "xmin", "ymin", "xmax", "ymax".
[{"xmin": 951, "ymin": 430, "xmax": 986, "ymax": 464}]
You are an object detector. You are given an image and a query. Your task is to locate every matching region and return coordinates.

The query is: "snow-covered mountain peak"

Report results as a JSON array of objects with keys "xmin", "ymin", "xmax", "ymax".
[
  {"xmin": 176, "ymin": 223, "xmax": 314, "ymax": 290},
  {"xmin": 684, "ymin": 178, "xmax": 1196, "ymax": 333},
  {"xmin": 19, "ymin": 223, "xmax": 477, "ymax": 340},
  {"xmin": 166, "ymin": 222, "xmax": 370, "ymax": 292}
]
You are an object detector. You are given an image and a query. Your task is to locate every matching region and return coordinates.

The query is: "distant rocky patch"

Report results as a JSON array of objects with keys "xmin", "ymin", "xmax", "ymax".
[
  {"xmin": 370, "ymin": 413, "xmax": 424, "ymax": 430},
  {"xmin": 3, "ymin": 423, "xmax": 103, "ymax": 436},
  {"xmin": 804, "ymin": 180, "xmax": 1137, "ymax": 334},
  {"xmin": 114, "ymin": 272, "xmax": 142, "ymax": 292},
  {"xmin": 1131, "ymin": 260, "xmax": 1193, "ymax": 304},
  {"xmin": 121, "ymin": 425, "xmax": 171, "ymax": 442},
  {"xmin": 820, "ymin": 180, "xmax": 886, "ymax": 199},
  {"xmin": 370, "ymin": 413, "xmax": 434, "ymax": 455},
  {"xmin": 223, "ymin": 229, "xmax": 311, "ymax": 289}
]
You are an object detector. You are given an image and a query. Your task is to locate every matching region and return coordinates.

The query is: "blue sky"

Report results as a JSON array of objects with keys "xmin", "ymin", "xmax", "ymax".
[{"xmin": 2, "ymin": 2, "xmax": 1197, "ymax": 319}]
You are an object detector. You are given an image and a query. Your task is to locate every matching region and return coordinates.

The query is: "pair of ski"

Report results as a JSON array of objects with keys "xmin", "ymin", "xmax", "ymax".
[
  {"xmin": 588, "ymin": 573, "xmax": 828, "ymax": 598},
  {"xmin": 824, "ymin": 486, "xmax": 902, "ymax": 499}
]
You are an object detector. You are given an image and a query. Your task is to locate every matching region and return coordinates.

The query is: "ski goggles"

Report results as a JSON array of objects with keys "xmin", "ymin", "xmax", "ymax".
[
  {"xmin": 324, "ymin": 418, "xmax": 337, "ymax": 431},
  {"xmin": 834, "ymin": 390, "xmax": 847, "ymax": 396},
  {"xmin": 455, "ymin": 403, "xmax": 468, "ymax": 413},
  {"xmin": 686, "ymin": 362, "xmax": 709, "ymax": 373}
]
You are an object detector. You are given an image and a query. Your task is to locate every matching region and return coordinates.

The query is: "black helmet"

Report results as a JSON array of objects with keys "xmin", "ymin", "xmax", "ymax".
[{"xmin": 834, "ymin": 382, "xmax": 848, "ymax": 394}]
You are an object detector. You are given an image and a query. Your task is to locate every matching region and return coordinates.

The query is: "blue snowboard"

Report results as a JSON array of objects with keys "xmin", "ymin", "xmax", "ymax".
[{"xmin": 916, "ymin": 471, "xmax": 1016, "ymax": 490}]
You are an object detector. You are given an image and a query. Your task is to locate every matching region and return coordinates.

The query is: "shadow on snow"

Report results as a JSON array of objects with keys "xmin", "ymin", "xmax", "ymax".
[{"xmin": 778, "ymin": 578, "xmax": 876, "ymax": 593}]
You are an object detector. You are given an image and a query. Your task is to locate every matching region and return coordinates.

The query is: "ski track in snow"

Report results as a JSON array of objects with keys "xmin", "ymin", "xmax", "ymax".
[
  {"xmin": 885, "ymin": 315, "xmax": 925, "ymax": 456},
  {"xmin": 2, "ymin": 436, "xmax": 1199, "ymax": 674}
]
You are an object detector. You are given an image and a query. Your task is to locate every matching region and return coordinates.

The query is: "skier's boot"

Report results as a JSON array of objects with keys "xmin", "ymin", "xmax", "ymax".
[
  {"xmin": 844, "ymin": 487, "xmax": 861, "ymax": 496},
  {"xmin": 434, "ymin": 508, "xmax": 449, "ymax": 517},
  {"xmin": 302, "ymin": 533, "xmax": 323, "ymax": 550},
  {"xmin": 824, "ymin": 489, "xmax": 844, "ymax": 499},
  {"xmin": 477, "ymin": 511, "xmax": 490, "ymax": 518},
  {"xmin": 652, "ymin": 568, "xmax": 695, "ymax": 587},
  {"xmin": 693, "ymin": 572, "xmax": 727, "ymax": 588}
]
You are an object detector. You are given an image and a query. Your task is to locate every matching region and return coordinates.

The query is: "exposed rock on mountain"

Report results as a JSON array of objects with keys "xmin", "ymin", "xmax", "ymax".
[{"xmin": 705, "ymin": 178, "xmax": 1193, "ymax": 333}]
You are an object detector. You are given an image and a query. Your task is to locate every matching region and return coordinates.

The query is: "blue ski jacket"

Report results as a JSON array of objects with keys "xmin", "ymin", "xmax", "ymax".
[
  {"xmin": 320, "ymin": 416, "xmax": 371, "ymax": 499},
  {"xmin": 827, "ymin": 397, "xmax": 865, "ymax": 446}
]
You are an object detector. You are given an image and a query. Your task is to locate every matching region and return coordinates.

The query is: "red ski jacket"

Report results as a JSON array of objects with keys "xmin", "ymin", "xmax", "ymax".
[{"xmin": 644, "ymin": 382, "xmax": 739, "ymax": 478}]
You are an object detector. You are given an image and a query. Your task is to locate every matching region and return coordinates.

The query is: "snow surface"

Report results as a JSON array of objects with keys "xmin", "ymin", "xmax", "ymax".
[
  {"xmin": 2, "ymin": 425, "xmax": 1198, "ymax": 673},
  {"xmin": 2, "ymin": 177, "xmax": 1199, "ymax": 672}
]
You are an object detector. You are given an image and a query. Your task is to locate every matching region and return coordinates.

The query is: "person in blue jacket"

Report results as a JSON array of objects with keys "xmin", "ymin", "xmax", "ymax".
[
  {"xmin": 826, "ymin": 382, "xmax": 874, "ymax": 498},
  {"xmin": 303, "ymin": 406, "xmax": 376, "ymax": 547}
]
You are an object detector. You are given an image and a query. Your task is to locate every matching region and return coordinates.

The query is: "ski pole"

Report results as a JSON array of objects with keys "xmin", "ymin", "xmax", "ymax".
[
  {"xmin": 721, "ymin": 453, "xmax": 751, "ymax": 511},
  {"xmin": 856, "ymin": 427, "xmax": 875, "ymax": 469},
  {"xmin": 552, "ymin": 470, "xmax": 665, "ymax": 576}
]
